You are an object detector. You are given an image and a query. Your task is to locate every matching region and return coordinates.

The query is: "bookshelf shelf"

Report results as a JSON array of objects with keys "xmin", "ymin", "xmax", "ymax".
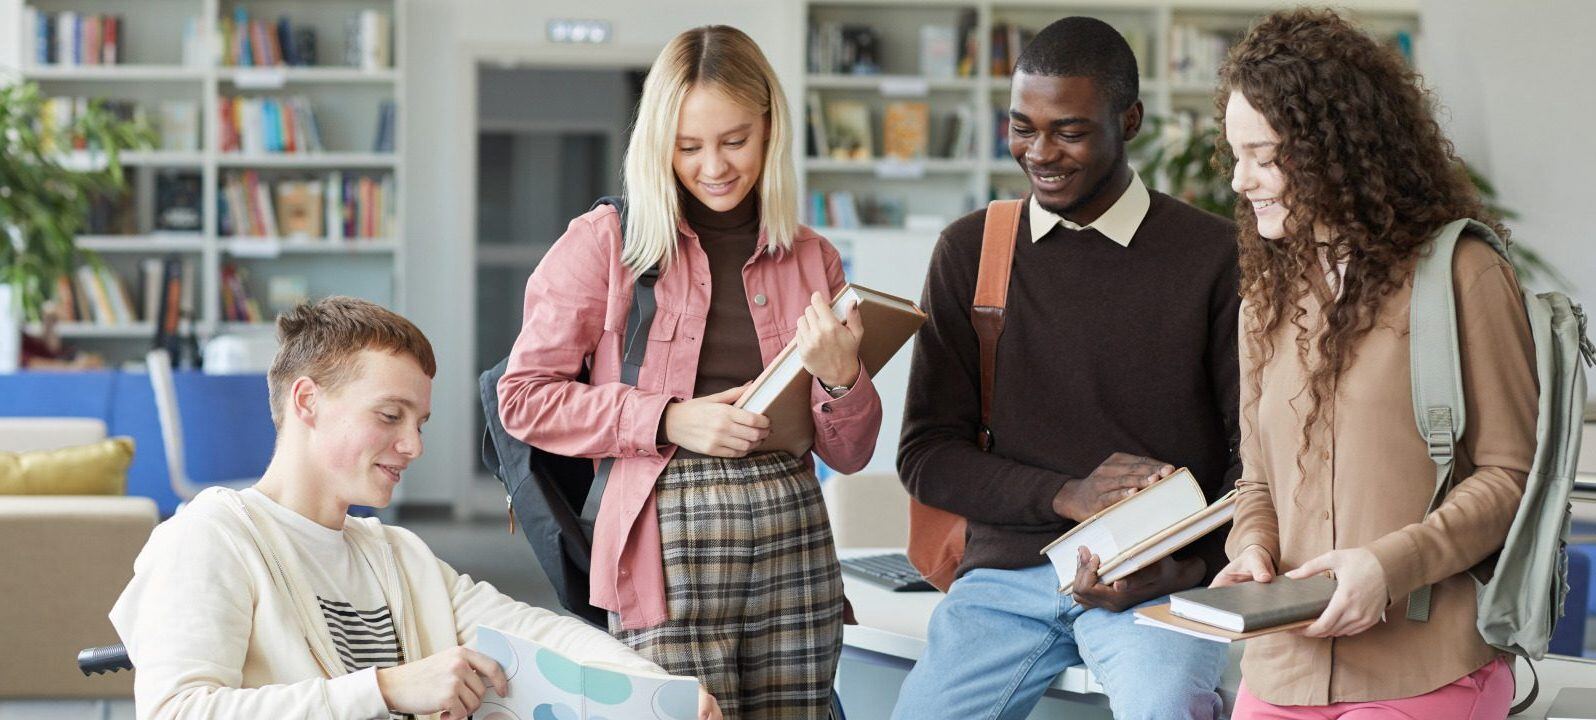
[
  {"xmin": 217, "ymin": 67, "xmax": 400, "ymax": 85},
  {"xmin": 22, "ymin": 65, "xmax": 207, "ymax": 81},
  {"xmin": 57, "ymin": 151, "xmax": 207, "ymax": 170},
  {"xmin": 806, "ymin": 74, "xmax": 980, "ymax": 92},
  {"xmin": 78, "ymin": 235, "xmax": 207, "ymax": 253},
  {"xmin": 41, "ymin": 323, "xmax": 157, "ymax": 339},
  {"xmin": 217, "ymin": 322, "xmax": 276, "ymax": 334},
  {"xmin": 217, "ymin": 153, "xmax": 399, "ymax": 168},
  {"xmin": 221, "ymin": 238, "xmax": 400, "ymax": 254},
  {"xmin": 10, "ymin": 0, "xmax": 407, "ymax": 365},
  {"xmin": 806, "ymin": 158, "xmax": 980, "ymax": 174}
]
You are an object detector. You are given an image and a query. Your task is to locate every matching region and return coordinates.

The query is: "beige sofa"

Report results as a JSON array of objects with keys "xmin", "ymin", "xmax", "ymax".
[{"xmin": 0, "ymin": 418, "xmax": 157, "ymax": 699}]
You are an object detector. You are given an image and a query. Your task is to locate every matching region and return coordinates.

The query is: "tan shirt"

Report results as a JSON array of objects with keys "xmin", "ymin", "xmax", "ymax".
[{"xmin": 1227, "ymin": 236, "xmax": 1538, "ymax": 705}]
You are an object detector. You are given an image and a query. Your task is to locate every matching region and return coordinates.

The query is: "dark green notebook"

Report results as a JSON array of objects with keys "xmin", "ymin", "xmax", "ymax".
[{"xmin": 1168, "ymin": 575, "xmax": 1336, "ymax": 632}]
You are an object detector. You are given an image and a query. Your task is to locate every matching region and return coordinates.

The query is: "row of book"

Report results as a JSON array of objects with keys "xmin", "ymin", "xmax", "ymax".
[
  {"xmin": 806, "ymin": 191, "xmax": 908, "ymax": 229},
  {"xmin": 806, "ymin": 23, "xmax": 882, "ymax": 76},
  {"xmin": 220, "ymin": 264, "xmax": 265, "ymax": 323},
  {"xmin": 220, "ymin": 171, "xmax": 395, "ymax": 240},
  {"xmin": 22, "ymin": 8, "xmax": 124, "ymax": 66},
  {"xmin": 219, "ymin": 96, "xmax": 324, "ymax": 155},
  {"xmin": 50, "ymin": 257, "xmax": 195, "ymax": 328},
  {"xmin": 220, "ymin": 8, "xmax": 318, "ymax": 67},
  {"xmin": 219, "ymin": 8, "xmax": 390, "ymax": 69},
  {"xmin": 807, "ymin": 97, "xmax": 975, "ymax": 161}
]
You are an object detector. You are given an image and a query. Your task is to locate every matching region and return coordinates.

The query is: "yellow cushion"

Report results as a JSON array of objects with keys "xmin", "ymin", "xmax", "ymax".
[{"xmin": 0, "ymin": 437, "xmax": 134, "ymax": 495}]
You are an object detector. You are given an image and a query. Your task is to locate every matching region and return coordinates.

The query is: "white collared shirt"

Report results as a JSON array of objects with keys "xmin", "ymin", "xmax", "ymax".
[{"xmin": 1028, "ymin": 168, "xmax": 1151, "ymax": 246}]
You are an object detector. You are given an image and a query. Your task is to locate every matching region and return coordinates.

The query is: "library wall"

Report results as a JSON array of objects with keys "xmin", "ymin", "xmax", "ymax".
[{"xmin": 1419, "ymin": 0, "xmax": 1596, "ymax": 351}]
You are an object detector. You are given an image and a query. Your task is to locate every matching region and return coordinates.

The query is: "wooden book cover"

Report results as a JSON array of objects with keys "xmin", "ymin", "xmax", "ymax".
[
  {"xmin": 735, "ymin": 284, "xmax": 926, "ymax": 456},
  {"xmin": 1169, "ymin": 575, "xmax": 1337, "ymax": 632},
  {"xmin": 1134, "ymin": 603, "xmax": 1315, "ymax": 643}
]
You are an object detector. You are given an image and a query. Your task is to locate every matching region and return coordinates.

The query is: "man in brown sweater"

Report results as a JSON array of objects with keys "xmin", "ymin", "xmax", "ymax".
[{"xmin": 891, "ymin": 17, "xmax": 1241, "ymax": 720}]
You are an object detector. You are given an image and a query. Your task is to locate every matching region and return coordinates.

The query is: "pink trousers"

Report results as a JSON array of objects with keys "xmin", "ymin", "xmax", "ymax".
[{"xmin": 1233, "ymin": 657, "xmax": 1513, "ymax": 719}]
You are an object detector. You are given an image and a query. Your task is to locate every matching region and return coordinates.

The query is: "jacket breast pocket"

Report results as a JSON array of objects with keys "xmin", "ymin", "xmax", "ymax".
[{"xmin": 603, "ymin": 305, "xmax": 680, "ymax": 391}]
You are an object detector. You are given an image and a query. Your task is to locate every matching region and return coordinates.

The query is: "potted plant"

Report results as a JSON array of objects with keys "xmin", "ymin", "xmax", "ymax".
[
  {"xmin": 1132, "ymin": 116, "xmax": 1570, "ymax": 288},
  {"xmin": 0, "ymin": 80, "xmax": 153, "ymax": 371}
]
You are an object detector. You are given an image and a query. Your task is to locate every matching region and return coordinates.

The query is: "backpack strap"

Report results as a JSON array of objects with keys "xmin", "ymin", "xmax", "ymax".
[
  {"xmin": 1405, "ymin": 218, "xmax": 1507, "ymax": 622},
  {"xmin": 972, "ymin": 198, "xmax": 1025, "ymax": 451},
  {"xmin": 581, "ymin": 196, "xmax": 660, "ymax": 529}
]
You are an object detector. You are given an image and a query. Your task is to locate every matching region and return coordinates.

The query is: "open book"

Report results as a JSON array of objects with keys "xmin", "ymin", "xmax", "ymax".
[
  {"xmin": 474, "ymin": 626, "xmax": 699, "ymax": 720},
  {"xmin": 735, "ymin": 283, "xmax": 926, "ymax": 456},
  {"xmin": 1133, "ymin": 575, "xmax": 1337, "ymax": 643},
  {"xmin": 1041, "ymin": 467, "xmax": 1236, "ymax": 593}
]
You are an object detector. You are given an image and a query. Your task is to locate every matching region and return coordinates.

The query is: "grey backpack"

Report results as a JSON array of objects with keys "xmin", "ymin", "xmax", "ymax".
[{"xmin": 1407, "ymin": 218, "xmax": 1594, "ymax": 713}]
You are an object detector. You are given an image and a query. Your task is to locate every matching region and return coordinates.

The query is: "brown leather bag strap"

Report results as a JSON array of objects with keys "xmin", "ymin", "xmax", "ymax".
[{"xmin": 972, "ymin": 198, "xmax": 1024, "ymax": 452}]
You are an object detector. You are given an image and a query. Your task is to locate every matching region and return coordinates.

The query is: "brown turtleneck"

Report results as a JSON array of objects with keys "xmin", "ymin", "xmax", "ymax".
[{"xmin": 674, "ymin": 190, "xmax": 765, "ymax": 458}]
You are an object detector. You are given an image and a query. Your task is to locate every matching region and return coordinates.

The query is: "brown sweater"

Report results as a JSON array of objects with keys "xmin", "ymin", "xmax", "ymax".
[
  {"xmin": 898, "ymin": 191, "xmax": 1241, "ymax": 581},
  {"xmin": 674, "ymin": 191, "xmax": 764, "ymax": 459}
]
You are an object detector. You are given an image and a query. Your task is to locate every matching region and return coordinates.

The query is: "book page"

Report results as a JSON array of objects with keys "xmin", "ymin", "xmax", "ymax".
[
  {"xmin": 475, "ymin": 626, "xmax": 699, "ymax": 720},
  {"xmin": 1043, "ymin": 468, "xmax": 1207, "ymax": 591},
  {"xmin": 582, "ymin": 663, "xmax": 699, "ymax": 720}
]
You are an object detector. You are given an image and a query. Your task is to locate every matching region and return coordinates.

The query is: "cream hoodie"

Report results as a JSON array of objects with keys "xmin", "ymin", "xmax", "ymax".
[{"xmin": 110, "ymin": 487, "xmax": 664, "ymax": 719}]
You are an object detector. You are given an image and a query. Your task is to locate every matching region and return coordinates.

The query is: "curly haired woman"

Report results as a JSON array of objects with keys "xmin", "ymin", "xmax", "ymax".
[{"xmin": 1208, "ymin": 9, "xmax": 1537, "ymax": 719}]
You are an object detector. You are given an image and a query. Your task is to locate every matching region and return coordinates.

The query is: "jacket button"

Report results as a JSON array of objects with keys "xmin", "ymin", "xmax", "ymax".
[
  {"xmin": 821, "ymin": 403, "xmax": 833, "ymax": 414},
  {"xmin": 753, "ymin": 293, "xmax": 768, "ymax": 306}
]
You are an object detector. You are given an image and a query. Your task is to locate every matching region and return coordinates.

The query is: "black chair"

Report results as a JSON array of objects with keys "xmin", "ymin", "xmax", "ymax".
[{"xmin": 77, "ymin": 643, "xmax": 132, "ymax": 676}]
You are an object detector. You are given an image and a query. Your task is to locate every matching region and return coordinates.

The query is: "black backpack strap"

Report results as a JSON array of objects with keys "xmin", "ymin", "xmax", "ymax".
[{"xmin": 580, "ymin": 195, "xmax": 660, "ymax": 529}]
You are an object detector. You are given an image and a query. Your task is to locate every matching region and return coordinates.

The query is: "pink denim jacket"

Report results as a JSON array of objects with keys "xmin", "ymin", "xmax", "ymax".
[{"xmin": 497, "ymin": 204, "xmax": 882, "ymax": 630}]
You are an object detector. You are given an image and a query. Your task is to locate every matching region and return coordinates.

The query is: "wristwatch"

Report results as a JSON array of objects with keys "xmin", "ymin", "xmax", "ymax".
[{"xmin": 820, "ymin": 380, "xmax": 850, "ymax": 398}]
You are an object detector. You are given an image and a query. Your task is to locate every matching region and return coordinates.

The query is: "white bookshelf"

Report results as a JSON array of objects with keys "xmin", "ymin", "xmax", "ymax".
[
  {"xmin": 799, "ymin": 0, "xmax": 1420, "ymax": 239},
  {"xmin": 7, "ymin": 0, "xmax": 406, "ymax": 355}
]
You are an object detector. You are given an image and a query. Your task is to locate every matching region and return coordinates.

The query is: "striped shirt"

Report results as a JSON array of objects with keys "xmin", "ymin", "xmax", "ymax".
[{"xmin": 245, "ymin": 490, "xmax": 408, "ymax": 719}]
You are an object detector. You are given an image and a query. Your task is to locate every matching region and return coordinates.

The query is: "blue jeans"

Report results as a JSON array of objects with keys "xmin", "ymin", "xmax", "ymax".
[{"xmin": 891, "ymin": 564, "xmax": 1227, "ymax": 720}]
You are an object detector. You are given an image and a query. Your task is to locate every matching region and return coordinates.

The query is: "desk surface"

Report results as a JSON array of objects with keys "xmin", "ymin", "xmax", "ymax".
[{"xmin": 839, "ymin": 548, "xmax": 1245, "ymax": 699}]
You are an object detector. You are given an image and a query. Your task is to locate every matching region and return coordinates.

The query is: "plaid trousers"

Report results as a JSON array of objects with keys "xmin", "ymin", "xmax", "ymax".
[{"xmin": 611, "ymin": 452, "xmax": 844, "ymax": 720}]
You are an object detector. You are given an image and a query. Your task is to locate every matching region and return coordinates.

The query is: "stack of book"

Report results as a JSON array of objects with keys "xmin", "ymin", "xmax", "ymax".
[
  {"xmin": 1042, "ymin": 468, "xmax": 1238, "ymax": 592},
  {"xmin": 1135, "ymin": 575, "xmax": 1337, "ymax": 642},
  {"xmin": 219, "ymin": 96, "xmax": 325, "ymax": 155},
  {"xmin": 22, "ymin": 7, "xmax": 124, "ymax": 66}
]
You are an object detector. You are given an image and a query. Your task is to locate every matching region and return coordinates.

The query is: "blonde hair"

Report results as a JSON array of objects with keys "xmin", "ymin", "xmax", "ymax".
[
  {"xmin": 621, "ymin": 25, "xmax": 798, "ymax": 275},
  {"xmin": 268, "ymin": 296, "xmax": 436, "ymax": 428}
]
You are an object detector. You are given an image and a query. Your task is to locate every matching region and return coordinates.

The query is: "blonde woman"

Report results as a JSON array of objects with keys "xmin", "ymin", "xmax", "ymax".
[{"xmin": 498, "ymin": 25, "xmax": 881, "ymax": 719}]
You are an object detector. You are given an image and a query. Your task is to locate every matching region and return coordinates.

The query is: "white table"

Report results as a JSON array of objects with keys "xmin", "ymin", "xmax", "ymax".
[{"xmin": 836, "ymin": 548, "xmax": 1245, "ymax": 718}]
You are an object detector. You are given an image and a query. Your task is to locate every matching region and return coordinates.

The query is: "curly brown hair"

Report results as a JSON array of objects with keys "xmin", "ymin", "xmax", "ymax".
[{"xmin": 1215, "ymin": 8, "xmax": 1506, "ymax": 472}]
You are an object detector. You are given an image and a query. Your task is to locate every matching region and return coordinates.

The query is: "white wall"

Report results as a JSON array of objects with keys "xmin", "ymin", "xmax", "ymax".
[
  {"xmin": 401, "ymin": 0, "xmax": 805, "ymax": 502},
  {"xmin": 1418, "ymin": 0, "xmax": 1596, "ymax": 341}
]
